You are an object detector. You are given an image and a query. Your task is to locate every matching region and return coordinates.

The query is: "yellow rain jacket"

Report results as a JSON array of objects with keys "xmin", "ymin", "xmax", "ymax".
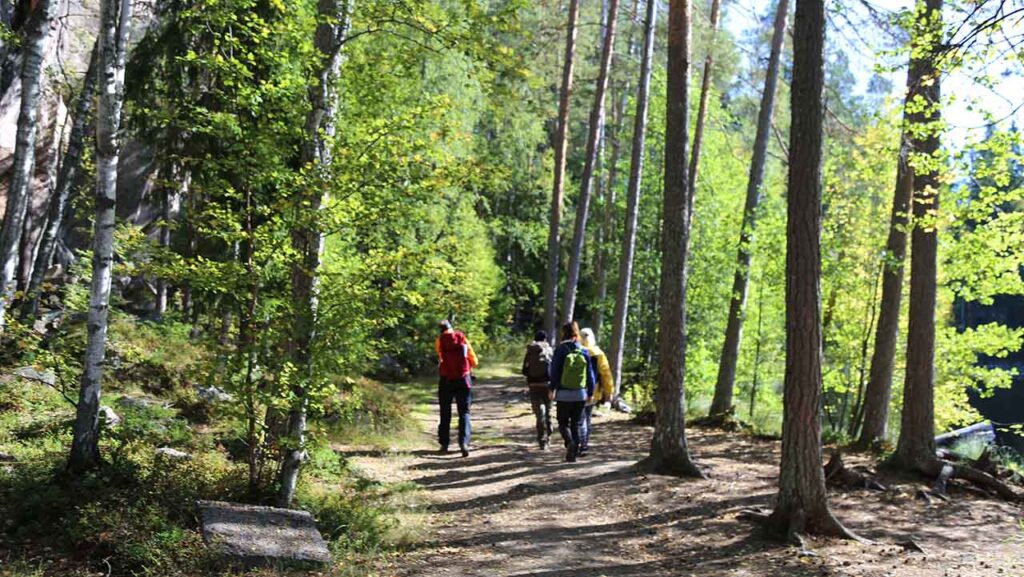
[{"xmin": 584, "ymin": 344, "xmax": 614, "ymax": 405}]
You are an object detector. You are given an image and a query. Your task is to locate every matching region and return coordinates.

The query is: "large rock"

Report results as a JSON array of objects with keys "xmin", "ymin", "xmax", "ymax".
[
  {"xmin": 197, "ymin": 500, "xmax": 331, "ymax": 568},
  {"xmin": 98, "ymin": 405, "xmax": 121, "ymax": 427}
]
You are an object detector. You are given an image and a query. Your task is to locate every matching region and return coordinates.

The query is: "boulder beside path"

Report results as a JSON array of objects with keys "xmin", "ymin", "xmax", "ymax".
[{"xmin": 197, "ymin": 500, "xmax": 332, "ymax": 568}]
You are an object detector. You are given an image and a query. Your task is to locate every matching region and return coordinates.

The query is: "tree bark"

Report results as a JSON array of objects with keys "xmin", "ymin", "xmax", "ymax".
[
  {"xmin": 156, "ymin": 153, "xmax": 188, "ymax": 316},
  {"xmin": 608, "ymin": 0, "xmax": 656, "ymax": 402},
  {"xmin": 0, "ymin": 0, "xmax": 58, "ymax": 330},
  {"xmin": 854, "ymin": 46, "xmax": 927, "ymax": 450},
  {"xmin": 542, "ymin": 0, "xmax": 581, "ymax": 342},
  {"xmin": 277, "ymin": 0, "xmax": 352, "ymax": 508},
  {"xmin": 21, "ymin": 40, "xmax": 100, "ymax": 320},
  {"xmin": 594, "ymin": 0, "xmax": 640, "ymax": 339},
  {"xmin": 645, "ymin": 0, "xmax": 702, "ymax": 478},
  {"xmin": 686, "ymin": 0, "xmax": 722, "ymax": 214},
  {"xmin": 765, "ymin": 0, "xmax": 855, "ymax": 540},
  {"xmin": 708, "ymin": 0, "xmax": 788, "ymax": 420},
  {"xmin": 68, "ymin": 0, "xmax": 132, "ymax": 472},
  {"xmin": 561, "ymin": 0, "xmax": 620, "ymax": 324},
  {"xmin": 890, "ymin": 0, "xmax": 943, "ymax": 473}
]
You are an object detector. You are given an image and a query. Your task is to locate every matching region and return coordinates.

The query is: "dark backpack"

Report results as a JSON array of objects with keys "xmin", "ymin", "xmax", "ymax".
[
  {"xmin": 524, "ymin": 342, "xmax": 552, "ymax": 382},
  {"xmin": 560, "ymin": 345, "xmax": 588, "ymax": 390}
]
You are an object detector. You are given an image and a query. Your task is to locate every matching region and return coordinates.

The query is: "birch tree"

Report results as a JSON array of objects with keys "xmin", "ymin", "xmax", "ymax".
[
  {"xmin": 22, "ymin": 40, "xmax": 100, "ymax": 320},
  {"xmin": 69, "ymin": 0, "xmax": 133, "ymax": 472},
  {"xmin": 277, "ymin": 0, "xmax": 353, "ymax": 508},
  {"xmin": 0, "ymin": 0, "xmax": 58, "ymax": 329},
  {"xmin": 708, "ymin": 0, "xmax": 788, "ymax": 421},
  {"xmin": 543, "ymin": 0, "xmax": 581, "ymax": 341}
]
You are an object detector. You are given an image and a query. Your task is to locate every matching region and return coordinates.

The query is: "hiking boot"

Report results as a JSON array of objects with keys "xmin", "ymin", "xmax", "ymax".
[
  {"xmin": 565, "ymin": 444, "xmax": 577, "ymax": 463},
  {"xmin": 539, "ymin": 440, "xmax": 549, "ymax": 451},
  {"xmin": 459, "ymin": 444, "xmax": 470, "ymax": 458},
  {"xmin": 578, "ymin": 448, "xmax": 588, "ymax": 458},
  {"xmin": 439, "ymin": 446, "xmax": 449, "ymax": 455}
]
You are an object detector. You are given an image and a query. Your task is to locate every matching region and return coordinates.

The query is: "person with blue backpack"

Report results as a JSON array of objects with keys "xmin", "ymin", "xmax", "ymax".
[{"xmin": 549, "ymin": 321, "xmax": 596, "ymax": 462}]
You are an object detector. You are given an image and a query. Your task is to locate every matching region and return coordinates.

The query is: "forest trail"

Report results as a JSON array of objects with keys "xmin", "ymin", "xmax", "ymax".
[{"xmin": 354, "ymin": 370, "xmax": 1024, "ymax": 577}]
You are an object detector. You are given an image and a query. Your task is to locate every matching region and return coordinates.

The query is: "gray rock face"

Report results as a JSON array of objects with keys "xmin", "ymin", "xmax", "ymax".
[
  {"xmin": 115, "ymin": 395, "xmax": 167, "ymax": 410},
  {"xmin": 198, "ymin": 500, "xmax": 332, "ymax": 568},
  {"xmin": 13, "ymin": 366, "xmax": 55, "ymax": 385},
  {"xmin": 196, "ymin": 386, "xmax": 233, "ymax": 404},
  {"xmin": 98, "ymin": 405, "xmax": 121, "ymax": 427},
  {"xmin": 155, "ymin": 447, "xmax": 190, "ymax": 460}
]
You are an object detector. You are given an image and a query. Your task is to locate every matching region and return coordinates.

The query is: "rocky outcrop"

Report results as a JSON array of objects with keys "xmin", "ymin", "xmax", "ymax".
[{"xmin": 197, "ymin": 500, "xmax": 332, "ymax": 568}]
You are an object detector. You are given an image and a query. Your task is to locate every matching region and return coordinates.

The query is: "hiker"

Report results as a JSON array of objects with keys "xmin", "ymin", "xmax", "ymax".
[
  {"xmin": 521, "ymin": 330, "xmax": 554, "ymax": 450},
  {"xmin": 549, "ymin": 321, "xmax": 596, "ymax": 462},
  {"xmin": 436, "ymin": 320, "xmax": 478, "ymax": 457},
  {"xmin": 579, "ymin": 328, "xmax": 614, "ymax": 456}
]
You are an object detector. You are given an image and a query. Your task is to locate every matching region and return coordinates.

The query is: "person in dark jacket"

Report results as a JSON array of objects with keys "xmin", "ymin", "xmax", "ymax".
[
  {"xmin": 522, "ymin": 330, "xmax": 554, "ymax": 450},
  {"xmin": 436, "ymin": 320, "xmax": 478, "ymax": 457},
  {"xmin": 549, "ymin": 322, "xmax": 596, "ymax": 462}
]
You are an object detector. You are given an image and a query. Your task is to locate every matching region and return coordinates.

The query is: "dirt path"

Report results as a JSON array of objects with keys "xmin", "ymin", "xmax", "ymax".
[{"xmin": 362, "ymin": 372, "xmax": 1023, "ymax": 577}]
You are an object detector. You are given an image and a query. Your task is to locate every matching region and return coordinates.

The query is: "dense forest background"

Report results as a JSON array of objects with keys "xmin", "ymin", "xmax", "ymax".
[{"xmin": 0, "ymin": 0, "xmax": 1022, "ymax": 573}]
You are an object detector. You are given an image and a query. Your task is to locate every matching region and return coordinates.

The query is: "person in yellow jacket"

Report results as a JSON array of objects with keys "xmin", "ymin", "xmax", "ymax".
[{"xmin": 579, "ymin": 327, "xmax": 613, "ymax": 456}]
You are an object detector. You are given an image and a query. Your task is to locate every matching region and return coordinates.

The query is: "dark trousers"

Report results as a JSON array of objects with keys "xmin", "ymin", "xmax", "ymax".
[
  {"xmin": 438, "ymin": 377, "xmax": 472, "ymax": 448},
  {"xmin": 580, "ymin": 403, "xmax": 595, "ymax": 451},
  {"xmin": 557, "ymin": 400, "xmax": 585, "ymax": 449},
  {"xmin": 529, "ymin": 388, "xmax": 552, "ymax": 444}
]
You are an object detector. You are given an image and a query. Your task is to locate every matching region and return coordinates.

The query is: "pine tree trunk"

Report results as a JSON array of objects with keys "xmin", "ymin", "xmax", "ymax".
[
  {"xmin": 766, "ymin": 0, "xmax": 854, "ymax": 540},
  {"xmin": 542, "ymin": 0, "xmax": 581, "ymax": 342},
  {"xmin": 562, "ymin": 0, "xmax": 620, "ymax": 324},
  {"xmin": 22, "ymin": 40, "xmax": 99, "ymax": 320},
  {"xmin": 68, "ymin": 0, "xmax": 132, "ymax": 472},
  {"xmin": 890, "ymin": 0, "xmax": 942, "ymax": 473},
  {"xmin": 708, "ymin": 0, "xmax": 788, "ymax": 420},
  {"xmin": 277, "ymin": 0, "xmax": 352, "ymax": 508},
  {"xmin": 686, "ymin": 0, "xmax": 722, "ymax": 213},
  {"xmin": 0, "ymin": 0, "xmax": 58, "ymax": 330},
  {"xmin": 608, "ymin": 0, "xmax": 656, "ymax": 402},
  {"xmin": 855, "ymin": 53, "xmax": 925, "ymax": 450},
  {"xmin": 646, "ymin": 0, "xmax": 702, "ymax": 478}
]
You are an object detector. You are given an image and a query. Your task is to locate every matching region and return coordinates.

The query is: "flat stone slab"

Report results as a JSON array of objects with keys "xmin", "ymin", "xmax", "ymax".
[{"xmin": 197, "ymin": 500, "xmax": 331, "ymax": 568}]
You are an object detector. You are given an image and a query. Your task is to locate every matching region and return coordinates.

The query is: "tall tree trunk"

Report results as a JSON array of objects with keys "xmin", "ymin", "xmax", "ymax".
[
  {"xmin": 22, "ymin": 40, "xmax": 100, "ymax": 320},
  {"xmin": 890, "ymin": 0, "xmax": 943, "ymax": 472},
  {"xmin": 561, "ymin": 0, "xmax": 620, "ymax": 324},
  {"xmin": 766, "ymin": 0, "xmax": 855, "ymax": 540},
  {"xmin": 645, "ymin": 0, "xmax": 702, "ymax": 478},
  {"xmin": 593, "ymin": 0, "xmax": 640, "ymax": 338},
  {"xmin": 686, "ymin": 0, "xmax": 722, "ymax": 213},
  {"xmin": 542, "ymin": 0, "xmax": 581, "ymax": 341},
  {"xmin": 156, "ymin": 154, "xmax": 188, "ymax": 316},
  {"xmin": 608, "ymin": 0, "xmax": 656, "ymax": 402},
  {"xmin": 68, "ymin": 0, "xmax": 132, "ymax": 472},
  {"xmin": 708, "ymin": 0, "xmax": 788, "ymax": 420},
  {"xmin": 0, "ymin": 0, "xmax": 57, "ymax": 330},
  {"xmin": 854, "ymin": 58, "xmax": 925, "ymax": 449},
  {"xmin": 277, "ymin": 0, "xmax": 352, "ymax": 508}
]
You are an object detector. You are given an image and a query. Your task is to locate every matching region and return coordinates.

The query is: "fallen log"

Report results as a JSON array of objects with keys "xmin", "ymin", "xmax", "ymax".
[{"xmin": 934, "ymin": 421, "xmax": 995, "ymax": 448}]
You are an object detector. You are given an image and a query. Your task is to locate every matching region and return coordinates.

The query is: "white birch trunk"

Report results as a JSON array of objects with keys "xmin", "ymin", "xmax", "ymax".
[
  {"xmin": 0, "ymin": 0, "xmax": 58, "ymax": 329},
  {"xmin": 69, "ymin": 0, "xmax": 132, "ymax": 472},
  {"xmin": 277, "ymin": 0, "xmax": 352, "ymax": 508}
]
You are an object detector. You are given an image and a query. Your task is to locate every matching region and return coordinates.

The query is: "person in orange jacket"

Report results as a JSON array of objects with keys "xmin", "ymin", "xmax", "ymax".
[{"xmin": 435, "ymin": 320, "xmax": 479, "ymax": 456}]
